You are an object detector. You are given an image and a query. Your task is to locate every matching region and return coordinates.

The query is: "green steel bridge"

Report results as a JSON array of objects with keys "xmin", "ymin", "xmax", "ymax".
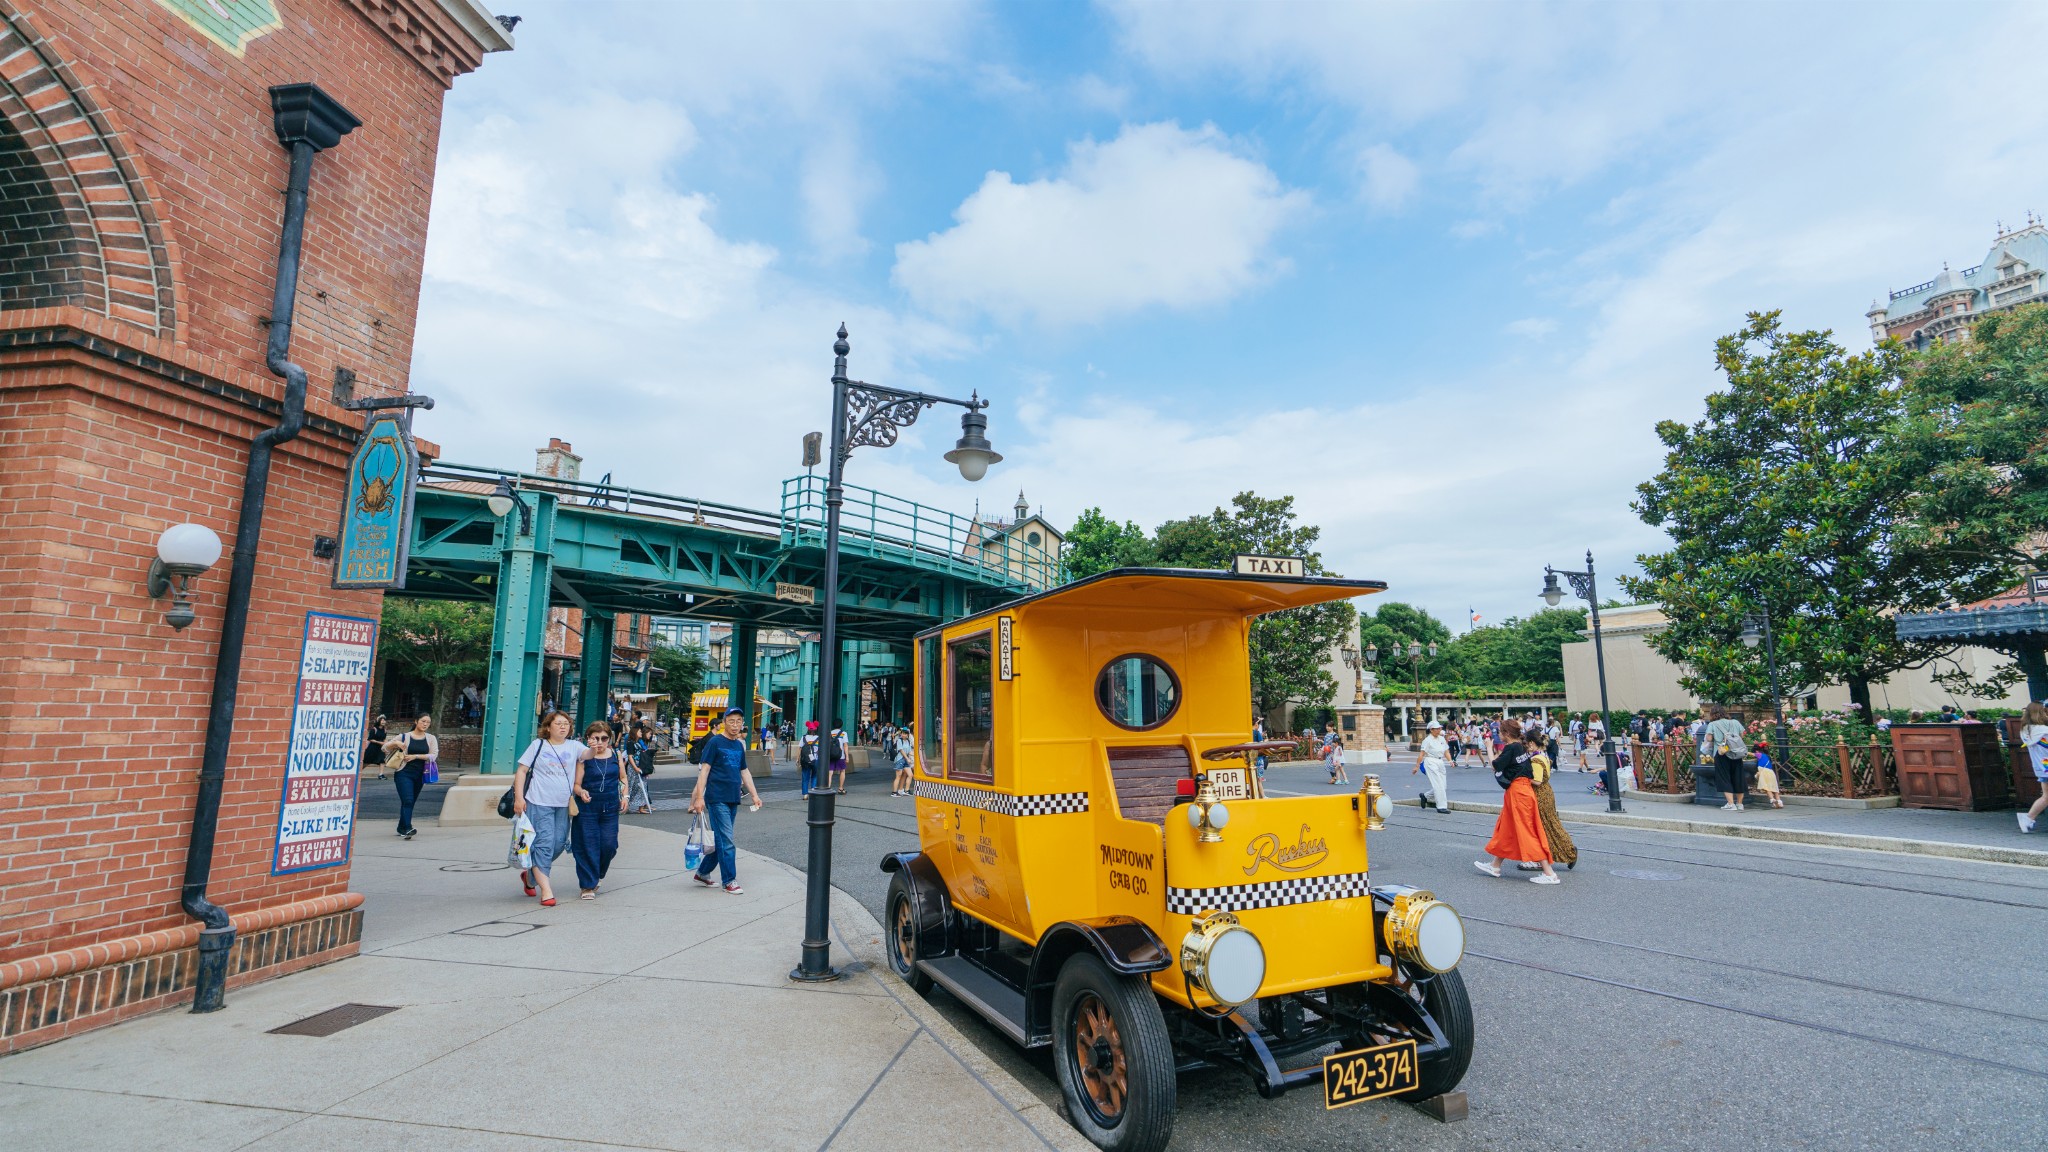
[{"xmin": 404, "ymin": 462, "xmax": 1058, "ymax": 772}]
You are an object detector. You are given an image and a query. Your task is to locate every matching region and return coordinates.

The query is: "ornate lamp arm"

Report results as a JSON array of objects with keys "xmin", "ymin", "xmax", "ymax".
[{"xmin": 832, "ymin": 326, "xmax": 986, "ymax": 463}]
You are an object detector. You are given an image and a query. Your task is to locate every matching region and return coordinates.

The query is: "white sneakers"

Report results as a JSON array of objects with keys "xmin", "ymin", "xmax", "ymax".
[
  {"xmin": 1530, "ymin": 874, "xmax": 1561, "ymax": 885},
  {"xmin": 1473, "ymin": 860, "xmax": 1501, "ymax": 878},
  {"xmin": 1720, "ymin": 803, "xmax": 1737, "ymax": 811},
  {"xmin": 2022, "ymin": 813, "xmax": 2038, "ymax": 834}
]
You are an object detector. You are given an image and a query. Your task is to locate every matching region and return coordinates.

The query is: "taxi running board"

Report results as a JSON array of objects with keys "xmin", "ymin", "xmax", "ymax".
[{"xmin": 916, "ymin": 956, "xmax": 1043, "ymax": 1049}]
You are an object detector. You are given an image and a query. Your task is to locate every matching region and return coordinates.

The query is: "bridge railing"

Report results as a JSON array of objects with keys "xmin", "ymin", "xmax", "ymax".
[
  {"xmin": 425, "ymin": 462, "xmax": 784, "ymax": 535},
  {"xmin": 780, "ymin": 474, "xmax": 1060, "ymax": 592}
]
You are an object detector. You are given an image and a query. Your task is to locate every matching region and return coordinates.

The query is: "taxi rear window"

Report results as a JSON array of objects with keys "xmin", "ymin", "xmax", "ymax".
[{"xmin": 947, "ymin": 632, "xmax": 995, "ymax": 781}]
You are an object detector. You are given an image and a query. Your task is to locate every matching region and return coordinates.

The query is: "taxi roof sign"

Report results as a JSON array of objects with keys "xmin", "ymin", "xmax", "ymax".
[{"xmin": 1233, "ymin": 554, "xmax": 1303, "ymax": 577}]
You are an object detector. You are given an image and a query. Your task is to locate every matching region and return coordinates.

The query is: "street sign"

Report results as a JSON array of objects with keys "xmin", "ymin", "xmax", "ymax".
[
  {"xmin": 1233, "ymin": 554, "xmax": 1303, "ymax": 577},
  {"xmin": 775, "ymin": 582, "xmax": 816, "ymax": 605},
  {"xmin": 271, "ymin": 612, "xmax": 375, "ymax": 875},
  {"xmin": 332, "ymin": 411, "xmax": 418, "ymax": 589},
  {"xmin": 998, "ymin": 615, "xmax": 1015, "ymax": 680},
  {"xmin": 2030, "ymin": 571, "xmax": 2048, "ymax": 596}
]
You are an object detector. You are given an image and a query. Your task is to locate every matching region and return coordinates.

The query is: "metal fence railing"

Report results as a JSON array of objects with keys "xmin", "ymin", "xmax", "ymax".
[{"xmin": 779, "ymin": 474, "xmax": 1060, "ymax": 592}]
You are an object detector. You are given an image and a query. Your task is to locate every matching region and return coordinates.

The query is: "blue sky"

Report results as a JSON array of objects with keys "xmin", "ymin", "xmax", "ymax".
[{"xmin": 410, "ymin": 1, "xmax": 2048, "ymax": 630}]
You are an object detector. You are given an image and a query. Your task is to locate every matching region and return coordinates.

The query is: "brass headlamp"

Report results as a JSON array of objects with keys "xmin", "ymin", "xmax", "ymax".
[
  {"xmin": 1380, "ymin": 888, "xmax": 1465, "ymax": 974},
  {"xmin": 1180, "ymin": 910, "xmax": 1266, "ymax": 1008}
]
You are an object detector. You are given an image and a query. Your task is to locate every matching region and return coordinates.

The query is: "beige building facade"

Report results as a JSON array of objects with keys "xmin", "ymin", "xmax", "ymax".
[{"xmin": 1561, "ymin": 604, "xmax": 2031, "ymax": 714}]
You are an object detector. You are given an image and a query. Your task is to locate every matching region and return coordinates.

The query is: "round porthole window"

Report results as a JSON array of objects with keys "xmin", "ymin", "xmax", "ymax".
[
  {"xmin": 1027, "ymin": 530, "xmax": 1042, "ymax": 547},
  {"xmin": 1095, "ymin": 654, "xmax": 1180, "ymax": 730}
]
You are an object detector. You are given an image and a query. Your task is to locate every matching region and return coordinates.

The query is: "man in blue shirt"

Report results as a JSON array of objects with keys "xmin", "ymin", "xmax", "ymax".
[{"xmin": 689, "ymin": 708, "xmax": 763, "ymax": 893}]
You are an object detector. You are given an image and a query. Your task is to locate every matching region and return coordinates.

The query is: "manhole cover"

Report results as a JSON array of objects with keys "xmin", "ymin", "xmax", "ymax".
[
  {"xmin": 268, "ymin": 1003, "xmax": 399, "ymax": 1037},
  {"xmin": 453, "ymin": 921, "xmax": 543, "ymax": 938},
  {"xmin": 1610, "ymin": 869, "xmax": 1685, "ymax": 882},
  {"xmin": 439, "ymin": 862, "xmax": 512, "ymax": 873}
]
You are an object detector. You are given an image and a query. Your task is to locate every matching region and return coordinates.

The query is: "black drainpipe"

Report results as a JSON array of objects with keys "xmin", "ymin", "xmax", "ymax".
[{"xmin": 182, "ymin": 84, "xmax": 360, "ymax": 1013}]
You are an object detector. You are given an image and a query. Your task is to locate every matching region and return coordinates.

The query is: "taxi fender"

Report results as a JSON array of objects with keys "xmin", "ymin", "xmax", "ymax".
[
  {"xmin": 879, "ymin": 851, "xmax": 953, "ymax": 960},
  {"xmin": 1025, "ymin": 917, "xmax": 1171, "ymax": 1042}
]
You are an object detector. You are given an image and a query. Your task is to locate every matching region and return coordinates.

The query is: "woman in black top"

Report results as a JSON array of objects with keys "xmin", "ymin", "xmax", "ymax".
[
  {"xmin": 364, "ymin": 715, "xmax": 388, "ymax": 780},
  {"xmin": 392, "ymin": 713, "xmax": 437, "ymax": 839}
]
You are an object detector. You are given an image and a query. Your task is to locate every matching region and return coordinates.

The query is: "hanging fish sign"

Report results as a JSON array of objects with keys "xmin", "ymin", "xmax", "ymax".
[{"xmin": 332, "ymin": 411, "xmax": 418, "ymax": 589}]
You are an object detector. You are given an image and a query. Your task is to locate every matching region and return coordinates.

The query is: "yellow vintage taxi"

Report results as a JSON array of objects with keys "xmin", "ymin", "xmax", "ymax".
[{"xmin": 879, "ymin": 566, "xmax": 1472, "ymax": 1152}]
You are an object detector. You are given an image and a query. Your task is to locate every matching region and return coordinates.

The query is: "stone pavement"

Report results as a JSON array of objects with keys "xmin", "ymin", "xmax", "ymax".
[
  {"xmin": 0, "ymin": 823, "xmax": 1090, "ymax": 1152},
  {"xmin": 1335, "ymin": 747, "xmax": 2048, "ymax": 867}
]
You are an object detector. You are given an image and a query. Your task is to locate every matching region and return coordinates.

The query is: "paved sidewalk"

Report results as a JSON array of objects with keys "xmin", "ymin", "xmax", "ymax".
[
  {"xmin": 1260, "ymin": 750, "xmax": 2048, "ymax": 867},
  {"xmin": 0, "ymin": 824, "xmax": 1089, "ymax": 1152}
]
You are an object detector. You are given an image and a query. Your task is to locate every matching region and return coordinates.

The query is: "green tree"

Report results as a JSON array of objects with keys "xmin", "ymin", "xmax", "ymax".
[
  {"xmin": 1151, "ymin": 514, "xmax": 1229, "ymax": 569},
  {"xmin": 1426, "ymin": 610, "xmax": 1585, "ymax": 694},
  {"xmin": 1158, "ymin": 493, "xmax": 1357, "ymax": 714},
  {"xmin": 1893, "ymin": 303, "xmax": 2048, "ymax": 698},
  {"xmin": 1624, "ymin": 311, "xmax": 1966, "ymax": 711},
  {"xmin": 380, "ymin": 598, "xmax": 494, "ymax": 726},
  {"xmin": 1896, "ymin": 302, "xmax": 2048, "ymax": 576},
  {"xmin": 648, "ymin": 640, "xmax": 710, "ymax": 702},
  {"xmin": 1060, "ymin": 507, "xmax": 1155, "ymax": 580}
]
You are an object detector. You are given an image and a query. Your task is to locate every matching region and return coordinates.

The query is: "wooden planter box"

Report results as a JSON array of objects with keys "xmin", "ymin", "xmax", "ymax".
[{"xmin": 1890, "ymin": 724, "xmax": 2010, "ymax": 811}]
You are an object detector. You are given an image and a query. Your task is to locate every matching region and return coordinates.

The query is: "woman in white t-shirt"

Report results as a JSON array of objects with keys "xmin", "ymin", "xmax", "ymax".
[
  {"xmin": 515, "ymin": 711, "xmax": 590, "ymax": 905},
  {"xmin": 2017, "ymin": 701, "xmax": 2048, "ymax": 835}
]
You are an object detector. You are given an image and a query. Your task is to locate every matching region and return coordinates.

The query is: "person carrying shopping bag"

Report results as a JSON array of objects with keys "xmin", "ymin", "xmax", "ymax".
[
  {"xmin": 513, "ymin": 711, "xmax": 589, "ymax": 906},
  {"xmin": 689, "ymin": 708, "xmax": 763, "ymax": 894}
]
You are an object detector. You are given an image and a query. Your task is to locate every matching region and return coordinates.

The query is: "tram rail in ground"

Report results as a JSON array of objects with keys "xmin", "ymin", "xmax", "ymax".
[{"xmin": 1386, "ymin": 809, "xmax": 2048, "ymax": 910}]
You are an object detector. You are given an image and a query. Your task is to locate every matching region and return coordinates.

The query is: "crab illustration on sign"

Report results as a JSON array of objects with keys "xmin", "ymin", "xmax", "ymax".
[
  {"xmin": 155, "ymin": 0, "xmax": 282, "ymax": 57},
  {"xmin": 333, "ymin": 412, "xmax": 419, "ymax": 590}
]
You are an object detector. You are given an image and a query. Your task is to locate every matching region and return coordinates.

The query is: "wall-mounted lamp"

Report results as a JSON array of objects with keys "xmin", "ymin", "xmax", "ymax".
[
  {"xmin": 486, "ymin": 477, "xmax": 532, "ymax": 535},
  {"xmin": 148, "ymin": 523, "xmax": 223, "ymax": 630}
]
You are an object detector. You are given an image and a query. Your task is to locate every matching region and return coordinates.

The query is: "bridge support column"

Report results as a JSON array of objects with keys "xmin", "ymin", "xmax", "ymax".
[
  {"xmin": 444, "ymin": 492, "xmax": 555, "ymax": 826},
  {"xmin": 795, "ymin": 639, "xmax": 818, "ymax": 732},
  {"xmin": 733, "ymin": 624, "xmax": 758, "ymax": 742},
  {"xmin": 578, "ymin": 611, "xmax": 614, "ymax": 731}
]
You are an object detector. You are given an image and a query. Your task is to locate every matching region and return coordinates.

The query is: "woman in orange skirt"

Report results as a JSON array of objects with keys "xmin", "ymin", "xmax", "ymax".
[{"xmin": 1474, "ymin": 720, "xmax": 1560, "ymax": 885}]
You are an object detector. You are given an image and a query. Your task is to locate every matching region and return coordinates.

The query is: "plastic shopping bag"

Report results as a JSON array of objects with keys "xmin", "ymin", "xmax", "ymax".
[
  {"xmin": 684, "ymin": 812, "xmax": 711, "ymax": 871},
  {"xmin": 507, "ymin": 813, "xmax": 535, "ymax": 871}
]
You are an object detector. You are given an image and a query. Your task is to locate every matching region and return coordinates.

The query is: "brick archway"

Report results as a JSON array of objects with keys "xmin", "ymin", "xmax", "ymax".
[{"xmin": 0, "ymin": 7, "xmax": 177, "ymax": 335}]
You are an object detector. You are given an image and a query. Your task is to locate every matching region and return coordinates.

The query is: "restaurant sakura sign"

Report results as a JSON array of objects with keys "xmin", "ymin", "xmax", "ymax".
[{"xmin": 271, "ymin": 611, "xmax": 377, "ymax": 874}]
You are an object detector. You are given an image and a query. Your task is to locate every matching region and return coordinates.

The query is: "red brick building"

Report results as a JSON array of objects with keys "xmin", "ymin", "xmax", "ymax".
[{"xmin": 0, "ymin": 0, "xmax": 509, "ymax": 1052}]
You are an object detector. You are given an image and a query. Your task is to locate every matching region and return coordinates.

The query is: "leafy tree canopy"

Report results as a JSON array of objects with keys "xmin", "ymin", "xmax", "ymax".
[
  {"xmin": 648, "ymin": 640, "xmax": 710, "ymax": 703},
  {"xmin": 1060, "ymin": 507, "xmax": 1154, "ymax": 581},
  {"xmin": 380, "ymin": 598, "xmax": 493, "ymax": 724},
  {"xmin": 1622, "ymin": 310, "xmax": 2029, "ymax": 711},
  {"xmin": 1895, "ymin": 302, "xmax": 2048, "ymax": 574}
]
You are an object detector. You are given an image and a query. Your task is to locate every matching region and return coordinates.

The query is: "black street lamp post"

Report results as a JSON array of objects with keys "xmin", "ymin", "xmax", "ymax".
[
  {"xmin": 1542, "ymin": 551, "xmax": 1624, "ymax": 813},
  {"xmin": 793, "ymin": 325, "xmax": 999, "ymax": 983},
  {"xmin": 1740, "ymin": 611, "xmax": 1791, "ymax": 789},
  {"xmin": 1399, "ymin": 639, "xmax": 1436, "ymax": 747}
]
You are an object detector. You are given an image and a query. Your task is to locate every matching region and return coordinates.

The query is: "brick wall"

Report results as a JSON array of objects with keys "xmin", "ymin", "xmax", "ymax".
[{"xmin": 0, "ymin": 0, "xmax": 504, "ymax": 1024}]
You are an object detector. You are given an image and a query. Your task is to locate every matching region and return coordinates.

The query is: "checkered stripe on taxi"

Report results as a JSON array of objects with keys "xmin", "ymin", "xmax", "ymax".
[
  {"xmin": 914, "ymin": 780, "xmax": 1090, "ymax": 817},
  {"xmin": 1165, "ymin": 870, "xmax": 1373, "ymax": 915}
]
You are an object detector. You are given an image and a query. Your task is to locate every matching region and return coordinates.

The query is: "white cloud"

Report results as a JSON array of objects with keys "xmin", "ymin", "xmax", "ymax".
[
  {"xmin": 799, "ymin": 131, "xmax": 877, "ymax": 260},
  {"xmin": 892, "ymin": 122, "xmax": 1308, "ymax": 326},
  {"xmin": 1356, "ymin": 143, "xmax": 1419, "ymax": 211},
  {"xmin": 1505, "ymin": 317, "xmax": 1556, "ymax": 338}
]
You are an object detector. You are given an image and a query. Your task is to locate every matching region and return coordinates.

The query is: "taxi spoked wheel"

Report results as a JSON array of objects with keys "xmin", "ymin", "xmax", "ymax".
[
  {"xmin": 883, "ymin": 874, "xmax": 933, "ymax": 994},
  {"xmin": 1052, "ymin": 954, "xmax": 1174, "ymax": 1152},
  {"xmin": 1395, "ymin": 966, "xmax": 1474, "ymax": 1101}
]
